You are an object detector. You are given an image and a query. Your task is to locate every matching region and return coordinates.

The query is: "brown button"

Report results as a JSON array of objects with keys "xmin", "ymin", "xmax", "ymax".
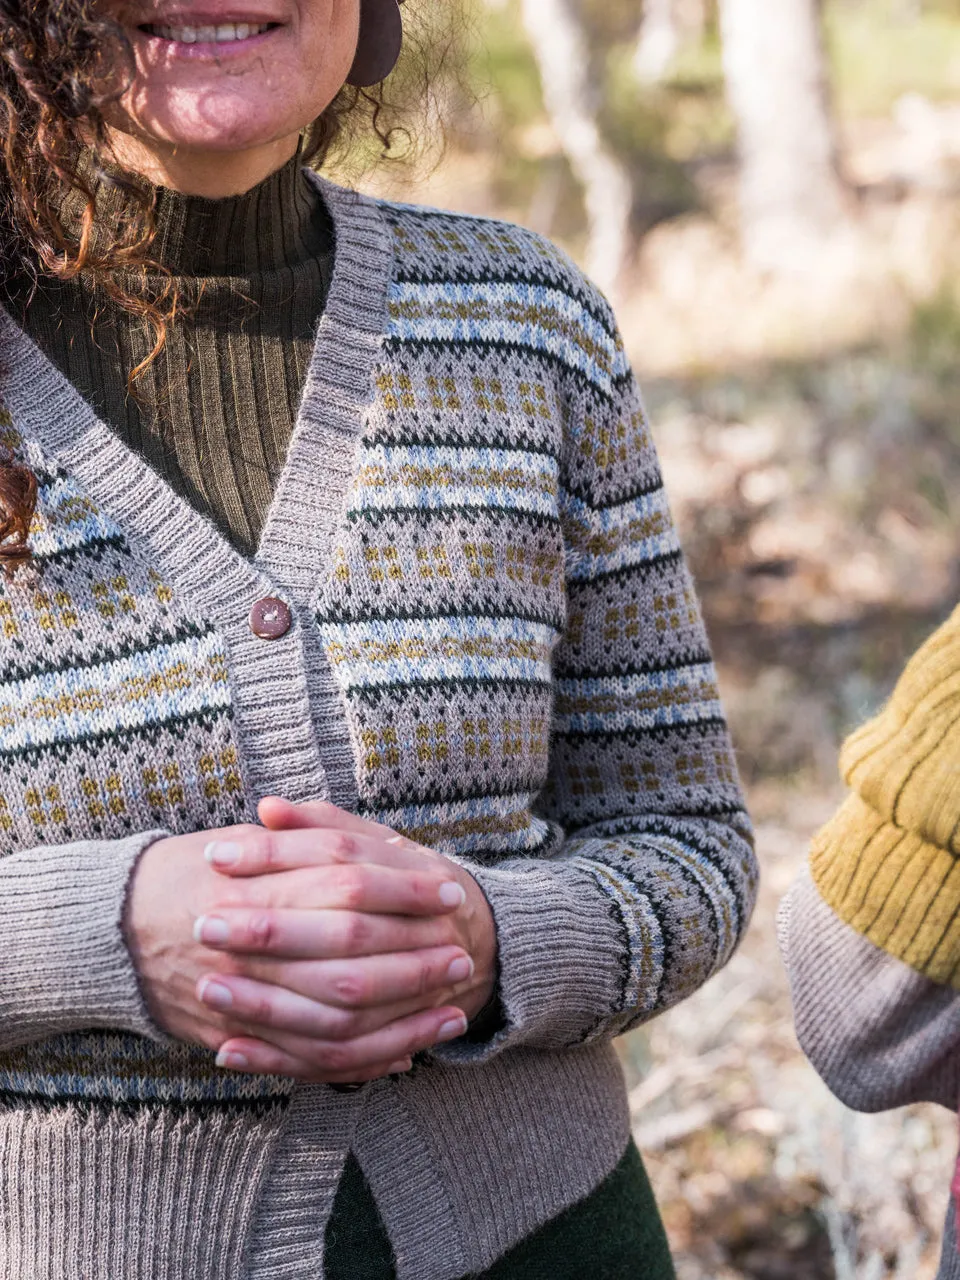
[{"xmin": 249, "ymin": 596, "xmax": 292, "ymax": 640}]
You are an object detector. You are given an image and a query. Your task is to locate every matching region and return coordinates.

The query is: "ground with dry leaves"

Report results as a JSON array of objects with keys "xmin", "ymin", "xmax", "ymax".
[{"xmin": 627, "ymin": 787, "xmax": 957, "ymax": 1280}]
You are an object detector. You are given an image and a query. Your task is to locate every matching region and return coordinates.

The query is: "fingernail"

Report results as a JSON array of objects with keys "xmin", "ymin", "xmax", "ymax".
[
  {"xmin": 194, "ymin": 915, "xmax": 230, "ymax": 945},
  {"xmin": 204, "ymin": 841, "xmax": 242, "ymax": 868},
  {"xmin": 447, "ymin": 955, "xmax": 474, "ymax": 984},
  {"xmin": 437, "ymin": 1015, "xmax": 468, "ymax": 1042},
  {"xmin": 198, "ymin": 978, "xmax": 233, "ymax": 1010},
  {"xmin": 215, "ymin": 1050, "xmax": 248, "ymax": 1070},
  {"xmin": 438, "ymin": 881, "xmax": 466, "ymax": 908},
  {"xmin": 387, "ymin": 1059, "xmax": 412, "ymax": 1074}
]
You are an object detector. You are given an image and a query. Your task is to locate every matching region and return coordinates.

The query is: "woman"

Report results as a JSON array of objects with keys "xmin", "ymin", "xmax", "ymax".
[
  {"xmin": 0, "ymin": 0, "xmax": 757, "ymax": 1275},
  {"xmin": 782, "ymin": 608, "xmax": 960, "ymax": 1278}
]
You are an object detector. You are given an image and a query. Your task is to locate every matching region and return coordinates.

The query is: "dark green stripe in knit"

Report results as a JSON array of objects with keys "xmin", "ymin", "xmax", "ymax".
[
  {"xmin": 609, "ymin": 817, "xmax": 752, "ymax": 932},
  {"xmin": 29, "ymin": 534, "xmax": 129, "ymax": 568},
  {"xmin": 570, "ymin": 549, "xmax": 685, "ymax": 589},
  {"xmin": 345, "ymin": 675, "xmax": 552, "ymax": 700},
  {"xmin": 317, "ymin": 605, "xmax": 563, "ymax": 629},
  {"xmin": 0, "ymin": 1090, "xmax": 290, "ymax": 1117},
  {"xmin": 558, "ymin": 718, "xmax": 730, "ymax": 748},
  {"xmin": 0, "ymin": 619, "xmax": 217, "ymax": 685},
  {"xmin": 553, "ymin": 652, "xmax": 715, "ymax": 681},
  {"xmin": 364, "ymin": 432, "xmax": 558, "ymax": 457},
  {"xmin": 560, "ymin": 475, "xmax": 664, "ymax": 512},
  {"xmin": 388, "ymin": 267, "xmax": 616, "ymax": 331},
  {"xmin": 0, "ymin": 703, "xmax": 233, "ymax": 765},
  {"xmin": 382, "ymin": 337, "xmax": 628, "ymax": 401},
  {"xmin": 362, "ymin": 781, "xmax": 543, "ymax": 811},
  {"xmin": 347, "ymin": 505, "xmax": 562, "ymax": 530},
  {"xmin": 347, "ymin": 505, "xmax": 562, "ymax": 528}
]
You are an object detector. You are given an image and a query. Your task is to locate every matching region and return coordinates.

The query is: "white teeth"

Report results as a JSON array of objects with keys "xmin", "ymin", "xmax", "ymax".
[{"xmin": 148, "ymin": 20, "xmax": 267, "ymax": 42}]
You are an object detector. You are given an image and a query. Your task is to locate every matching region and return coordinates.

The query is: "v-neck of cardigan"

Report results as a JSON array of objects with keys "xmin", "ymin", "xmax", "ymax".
[
  {"xmin": 0, "ymin": 174, "xmax": 393, "ymax": 611},
  {"xmin": 0, "ymin": 176, "xmax": 392, "ymax": 812}
]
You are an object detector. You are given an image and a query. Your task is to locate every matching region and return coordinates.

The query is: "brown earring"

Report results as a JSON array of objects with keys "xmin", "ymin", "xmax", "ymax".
[{"xmin": 347, "ymin": 0, "xmax": 404, "ymax": 87}]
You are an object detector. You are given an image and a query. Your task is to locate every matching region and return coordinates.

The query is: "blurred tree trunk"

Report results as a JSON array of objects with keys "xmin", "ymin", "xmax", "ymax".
[
  {"xmin": 635, "ymin": 0, "xmax": 681, "ymax": 82},
  {"xmin": 520, "ymin": 0, "xmax": 633, "ymax": 300},
  {"xmin": 634, "ymin": 0, "xmax": 707, "ymax": 83},
  {"xmin": 719, "ymin": 0, "xmax": 848, "ymax": 269}
]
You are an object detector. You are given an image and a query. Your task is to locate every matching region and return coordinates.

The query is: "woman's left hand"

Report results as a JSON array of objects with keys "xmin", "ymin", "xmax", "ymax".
[{"xmin": 200, "ymin": 798, "xmax": 498, "ymax": 1076}]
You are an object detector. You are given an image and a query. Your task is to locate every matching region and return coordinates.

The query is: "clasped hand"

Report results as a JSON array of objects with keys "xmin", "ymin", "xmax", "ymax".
[{"xmin": 124, "ymin": 797, "xmax": 498, "ymax": 1084}]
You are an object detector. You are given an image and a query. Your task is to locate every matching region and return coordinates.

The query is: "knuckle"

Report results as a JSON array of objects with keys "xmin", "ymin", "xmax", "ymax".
[
  {"xmin": 249, "ymin": 994, "xmax": 275, "ymax": 1025},
  {"xmin": 246, "ymin": 911, "xmax": 277, "ymax": 950},
  {"xmin": 328, "ymin": 832, "xmax": 356, "ymax": 864},
  {"xmin": 258, "ymin": 830, "xmax": 281, "ymax": 870},
  {"xmin": 334, "ymin": 972, "xmax": 369, "ymax": 1007},
  {"xmin": 315, "ymin": 1043, "xmax": 351, "ymax": 1074},
  {"xmin": 413, "ymin": 960, "xmax": 431, "ymax": 998},
  {"xmin": 339, "ymin": 913, "xmax": 370, "ymax": 952},
  {"xmin": 332, "ymin": 866, "xmax": 366, "ymax": 910}
]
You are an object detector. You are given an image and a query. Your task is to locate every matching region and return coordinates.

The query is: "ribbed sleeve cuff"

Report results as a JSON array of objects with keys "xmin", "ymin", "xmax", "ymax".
[
  {"xmin": 429, "ymin": 858, "xmax": 625, "ymax": 1064},
  {"xmin": 0, "ymin": 831, "xmax": 170, "ymax": 1048}
]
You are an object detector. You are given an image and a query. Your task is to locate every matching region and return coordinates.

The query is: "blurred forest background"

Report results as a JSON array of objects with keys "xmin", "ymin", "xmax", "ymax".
[{"xmin": 334, "ymin": 2, "xmax": 960, "ymax": 1275}]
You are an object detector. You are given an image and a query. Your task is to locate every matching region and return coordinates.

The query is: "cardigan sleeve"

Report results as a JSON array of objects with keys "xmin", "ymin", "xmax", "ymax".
[
  {"xmin": 434, "ymin": 329, "xmax": 758, "ymax": 1062},
  {"xmin": 781, "ymin": 605, "xmax": 960, "ymax": 1113},
  {"xmin": 0, "ymin": 830, "xmax": 168, "ymax": 1050},
  {"xmin": 781, "ymin": 869, "xmax": 960, "ymax": 1113}
]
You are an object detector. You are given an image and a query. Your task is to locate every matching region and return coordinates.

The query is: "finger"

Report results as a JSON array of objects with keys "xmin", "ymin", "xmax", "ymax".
[
  {"xmin": 205, "ymin": 825, "xmax": 441, "ymax": 879},
  {"xmin": 208, "ymin": 860, "xmax": 462, "ymax": 920},
  {"xmin": 214, "ymin": 1005, "xmax": 469, "ymax": 1080},
  {"xmin": 194, "ymin": 906, "xmax": 456, "ymax": 960},
  {"xmin": 258, "ymin": 798, "xmax": 397, "ymax": 840},
  {"xmin": 198, "ymin": 972, "xmax": 453, "ymax": 1041},
  {"xmin": 218, "ymin": 1049, "xmax": 413, "ymax": 1086},
  {"xmin": 201, "ymin": 945, "xmax": 474, "ymax": 1013}
]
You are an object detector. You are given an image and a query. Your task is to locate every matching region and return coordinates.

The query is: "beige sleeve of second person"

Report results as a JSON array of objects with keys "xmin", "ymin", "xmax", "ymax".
[{"xmin": 781, "ymin": 868, "xmax": 960, "ymax": 1113}]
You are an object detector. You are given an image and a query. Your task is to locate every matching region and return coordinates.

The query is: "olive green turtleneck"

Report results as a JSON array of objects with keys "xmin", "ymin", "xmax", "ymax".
[{"xmin": 4, "ymin": 153, "xmax": 334, "ymax": 556}]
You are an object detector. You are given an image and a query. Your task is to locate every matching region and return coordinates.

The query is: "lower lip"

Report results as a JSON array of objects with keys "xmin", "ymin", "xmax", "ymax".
[{"xmin": 134, "ymin": 25, "xmax": 278, "ymax": 59}]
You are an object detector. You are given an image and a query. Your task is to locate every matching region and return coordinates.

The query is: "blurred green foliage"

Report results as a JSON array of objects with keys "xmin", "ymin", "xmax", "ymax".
[{"xmin": 827, "ymin": 0, "xmax": 960, "ymax": 114}]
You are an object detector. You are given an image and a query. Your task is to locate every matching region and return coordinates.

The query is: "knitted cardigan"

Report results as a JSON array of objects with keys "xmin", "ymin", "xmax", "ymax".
[
  {"xmin": 781, "ymin": 604, "xmax": 960, "ymax": 1280},
  {"xmin": 0, "ymin": 176, "xmax": 756, "ymax": 1280}
]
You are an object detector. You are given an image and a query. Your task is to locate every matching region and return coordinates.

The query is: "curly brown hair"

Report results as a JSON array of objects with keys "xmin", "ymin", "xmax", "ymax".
[{"xmin": 0, "ymin": 0, "xmax": 449, "ymax": 576}]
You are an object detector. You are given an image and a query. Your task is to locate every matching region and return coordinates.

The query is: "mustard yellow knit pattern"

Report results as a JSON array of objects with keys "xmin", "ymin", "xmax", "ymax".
[{"xmin": 811, "ymin": 603, "xmax": 960, "ymax": 987}]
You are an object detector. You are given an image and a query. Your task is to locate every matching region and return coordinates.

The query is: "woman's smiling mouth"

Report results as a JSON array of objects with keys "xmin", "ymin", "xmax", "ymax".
[{"xmin": 140, "ymin": 20, "xmax": 274, "ymax": 41}]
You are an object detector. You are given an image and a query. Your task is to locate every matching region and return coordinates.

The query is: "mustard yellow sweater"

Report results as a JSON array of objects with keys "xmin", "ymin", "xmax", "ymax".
[{"xmin": 811, "ymin": 604, "xmax": 960, "ymax": 986}]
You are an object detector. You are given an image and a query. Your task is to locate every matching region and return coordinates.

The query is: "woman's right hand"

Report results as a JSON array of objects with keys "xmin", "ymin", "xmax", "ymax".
[{"xmin": 123, "ymin": 825, "xmax": 475, "ymax": 1083}]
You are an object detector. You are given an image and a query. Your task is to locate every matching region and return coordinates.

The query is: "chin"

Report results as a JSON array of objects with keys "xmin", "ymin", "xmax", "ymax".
[{"xmin": 121, "ymin": 86, "xmax": 300, "ymax": 154}]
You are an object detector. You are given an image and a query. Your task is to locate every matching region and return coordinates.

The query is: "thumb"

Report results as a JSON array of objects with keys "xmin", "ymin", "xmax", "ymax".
[
  {"xmin": 257, "ymin": 796, "xmax": 328, "ymax": 831},
  {"xmin": 258, "ymin": 797, "xmax": 402, "ymax": 842}
]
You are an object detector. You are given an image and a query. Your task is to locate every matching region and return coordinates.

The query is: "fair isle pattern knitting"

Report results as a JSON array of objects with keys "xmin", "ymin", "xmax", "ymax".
[
  {"xmin": 317, "ymin": 202, "xmax": 755, "ymax": 1029},
  {"xmin": 0, "ymin": 178, "xmax": 756, "ymax": 1280},
  {"xmin": 0, "ymin": 414, "xmax": 293, "ymax": 1104}
]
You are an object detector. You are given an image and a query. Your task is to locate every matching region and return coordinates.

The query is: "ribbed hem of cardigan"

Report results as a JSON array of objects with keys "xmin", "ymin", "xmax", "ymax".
[
  {"xmin": 0, "ymin": 1097, "xmax": 286, "ymax": 1279},
  {"xmin": 429, "ymin": 857, "xmax": 625, "ymax": 1064},
  {"xmin": 811, "ymin": 790, "xmax": 960, "ymax": 988},
  {"xmin": 0, "ymin": 830, "xmax": 169, "ymax": 1044}
]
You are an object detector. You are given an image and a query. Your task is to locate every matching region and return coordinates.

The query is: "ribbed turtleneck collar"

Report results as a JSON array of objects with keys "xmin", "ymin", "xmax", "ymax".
[
  {"xmin": 147, "ymin": 152, "xmax": 330, "ymax": 276},
  {"xmin": 60, "ymin": 149, "xmax": 331, "ymax": 279}
]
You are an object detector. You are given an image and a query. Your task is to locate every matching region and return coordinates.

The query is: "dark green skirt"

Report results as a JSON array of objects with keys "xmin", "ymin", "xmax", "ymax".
[{"xmin": 324, "ymin": 1140, "xmax": 676, "ymax": 1280}]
